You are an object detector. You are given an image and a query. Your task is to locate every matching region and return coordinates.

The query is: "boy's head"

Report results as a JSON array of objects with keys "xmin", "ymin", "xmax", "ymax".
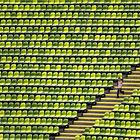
[{"xmin": 118, "ymin": 77, "xmax": 123, "ymax": 82}]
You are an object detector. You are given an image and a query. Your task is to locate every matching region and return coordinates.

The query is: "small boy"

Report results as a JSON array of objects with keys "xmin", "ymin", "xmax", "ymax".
[{"xmin": 117, "ymin": 77, "xmax": 124, "ymax": 98}]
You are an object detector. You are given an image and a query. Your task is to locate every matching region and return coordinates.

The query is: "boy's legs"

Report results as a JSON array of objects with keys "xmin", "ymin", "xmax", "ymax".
[{"xmin": 117, "ymin": 88, "xmax": 120, "ymax": 98}]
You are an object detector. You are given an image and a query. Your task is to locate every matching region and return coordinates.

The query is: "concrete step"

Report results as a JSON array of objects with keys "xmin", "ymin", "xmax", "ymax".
[
  {"xmin": 124, "ymin": 79, "xmax": 140, "ymax": 82},
  {"xmin": 83, "ymin": 113, "xmax": 104, "ymax": 117},
  {"xmin": 128, "ymin": 75, "xmax": 140, "ymax": 78},
  {"xmin": 78, "ymin": 117, "xmax": 101, "ymax": 121},
  {"xmin": 132, "ymin": 71, "xmax": 140, "ymax": 74},
  {"xmin": 64, "ymin": 128, "xmax": 85, "ymax": 133},
  {"xmin": 113, "ymin": 86, "xmax": 136, "ymax": 89},
  {"xmin": 101, "ymin": 98, "xmax": 123, "ymax": 101},
  {"xmin": 59, "ymin": 133, "xmax": 82, "ymax": 136},
  {"xmin": 92, "ymin": 105, "xmax": 115, "ymax": 109},
  {"xmin": 88, "ymin": 109, "xmax": 112, "ymax": 113},
  {"xmin": 109, "ymin": 89, "xmax": 132, "ymax": 93},
  {"xmin": 106, "ymin": 93, "xmax": 131, "ymax": 98},
  {"xmin": 55, "ymin": 136, "xmax": 75, "ymax": 140},
  {"xmin": 122, "ymin": 86, "xmax": 140, "ymax": 89},
  {"xmin": 69, "ymin": 124, "xmax": 92, "ymax": 128},
  {"xmin": 123, "ymin": 83, "xmax": 140, "ymax": 86},
  {"xmin": 73, "ymin": 120, "xmax": 95, "ymax": 125},
  {"xmin": 97, "ymin": 101, "xmax": 121, "ymax": 105}
]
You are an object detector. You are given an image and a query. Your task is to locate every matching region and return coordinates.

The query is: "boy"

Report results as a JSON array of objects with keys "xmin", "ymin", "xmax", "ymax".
[{"xmin": 117, "ymin": 77, "xmax": 124, "ymax": 98}]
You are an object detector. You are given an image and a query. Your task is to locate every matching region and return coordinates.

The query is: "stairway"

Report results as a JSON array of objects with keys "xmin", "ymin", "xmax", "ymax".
[{"xmin": 55, "ymin": 67, "xmax": 140, "ymax": 140}]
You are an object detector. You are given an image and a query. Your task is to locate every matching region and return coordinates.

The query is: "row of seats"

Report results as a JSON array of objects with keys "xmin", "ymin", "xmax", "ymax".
[
  {"xmin": 2, "ymin": 134, "xmax": 49, "ymax": 140},
  {"xmin": 0, "ymin": 19, "xmax": 139, "ymax": 26},
  {"xmin": 0, "ymin": 0, "xmax": 91, "ymax": 4},
  {"xmin": 0, "ymin": 71, "xmax": 120, "ymax": 77},
  {"xmin": 132, "ymin": 89, "xmax": 140, "ymax": 96},
  {"xmin": 76, "ymin": 136, "xmax": 135, "ymax": 140},
  {"xmin": 114, "ymin": 104, "xmax": 140, "ymax": 112},
  {"xmin": 84, "ymin": 127, "xmax": 140, "ymax": 136},
  {"xmin": 104, "ymin": 112, "xmax": 140, "ymax": 119},
  {"xmin": 0, "ymin": 42, "xmax": 139, "ymax": 48},
  {"xmin": 0, "ymin": 117, "xmax": 68, "ymax": 125},
  {"xmin": 0, "ymin": 94, "xmax": 95, "ymax": 102},
  {"xmin": 1, "ymin": 49, "xmax": 139, "ymax": 56},
  {"xmin": 0, "ymin": 0, "xmax": 67, "ymax": 4},
  {"xmin": 0, "ymin": 79, "xmax": 114, "ymax": 87},
  {"xmin": 1, "ymin": 26, "xmax": 140, "ymax": 33},
  {"xmin": 94, "ymin": 119, "xmax": 140, "ymax": 127},
  {"xmin": 1, "ymin": 34, "xmax": 140, "ymax": 40},
  {"xmin": 0, "ymin": 4, "xmax": 140, "ymax": 11},
  {"xmin": 0, "ymin": 56, "xmax": 139, "ymax": 64},
  {"xmin": 64, "ymin": 0, "xmax": 140, "ymax": 2},
  {"xmin": 124, "ymin": 97, "xmax": 140, "ymax": 103},
  {"xmin": 0, "ymin": 0, "xmax": 140, "ymax": 4},
  {"xmin": 0, "ymin": 11, "xmax": 139, "ymax": 18},
  {"xmin": 0, "ymin": 110, "xmax": 78, "ymax": 117},
  {"xmin": 0, "ymin": 71, "xmax": 122, "ymax": 79},
  {"xmin": 0, "ymin": 125, "xmax": 59, "ymax": 133},
  {"xmin": 85, "ymin": 126, "xmax": 140, "ymax": 135},
  {"xmin": 0, "ymin": 102, "xmax": 87, "ymax": 110},
  {"xmin": 0, "ymin": 86, "xmax": 104, "ymax": 95},
  {"xmin": 0, "ymin": 64, "xmax": 131, "ymax": 71}
]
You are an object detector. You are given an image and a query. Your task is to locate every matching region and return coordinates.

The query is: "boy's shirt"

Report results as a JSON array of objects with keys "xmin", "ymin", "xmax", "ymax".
[{"xmin": 118, "ymin": 81, "xmax": 122, "ymax": 88}]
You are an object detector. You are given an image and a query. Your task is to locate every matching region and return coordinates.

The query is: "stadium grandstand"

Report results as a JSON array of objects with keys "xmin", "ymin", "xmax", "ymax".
[{"xmin": 0, "ymin": 0, "xmax": 140, "ymax": 140}]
